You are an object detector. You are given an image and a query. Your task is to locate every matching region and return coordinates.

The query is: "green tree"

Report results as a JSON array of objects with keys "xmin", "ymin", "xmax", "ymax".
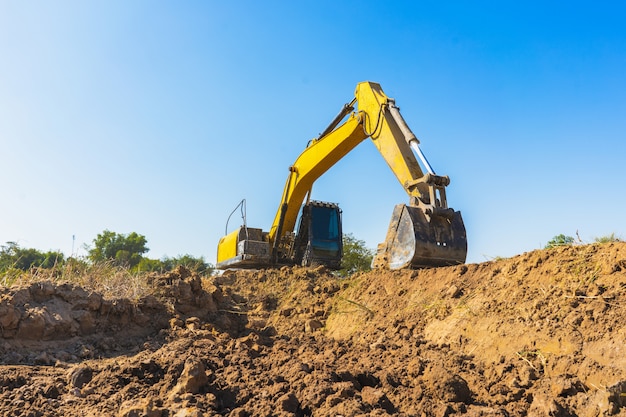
[
  {"xmin": 0, "ymin": 242, "xmax": 64, "ymax": 272},
  {"xmin": 88, "ymin": 230, "xmax": 148, "ymax": 268},
  {"xmin": 545, "ymin": 234, "xmax": 575, "ymax": 249},
  {"xmin": 339, "ymin": 233, "xmax": 375, "ymax": 277}
]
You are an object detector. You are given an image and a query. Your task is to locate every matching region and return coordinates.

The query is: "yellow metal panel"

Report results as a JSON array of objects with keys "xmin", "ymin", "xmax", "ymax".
[
  {"xmin": 216, "ymin": 228, "xmax": 241, "ymax": 264},
  {"xmin": 355, "ymin": 82, "xmax": 424, "ymax": 198}
]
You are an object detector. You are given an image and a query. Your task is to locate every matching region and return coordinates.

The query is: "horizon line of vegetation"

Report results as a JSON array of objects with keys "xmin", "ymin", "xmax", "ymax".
[{"xmin": 0, "ymin": 231, "xmax": 376, "ymax": 288}]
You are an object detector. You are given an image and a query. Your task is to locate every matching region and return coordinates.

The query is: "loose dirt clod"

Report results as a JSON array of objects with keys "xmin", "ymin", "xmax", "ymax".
[{"xmin": 1, "ymin": 243, "xmax": 626, "ymax": 416}]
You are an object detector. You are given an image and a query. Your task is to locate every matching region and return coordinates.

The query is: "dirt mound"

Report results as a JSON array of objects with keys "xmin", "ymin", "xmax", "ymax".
[{"xmin": 1, "ymin": 244, "xmax": 626, "ymax": 416}]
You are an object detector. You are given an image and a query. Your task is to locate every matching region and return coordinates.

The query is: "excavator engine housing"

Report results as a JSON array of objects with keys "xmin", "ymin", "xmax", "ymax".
[
  {"xmin": 216, "ymin": 227, "xmax": 271, "ymax": 269},
  {"xmin": 216, "ymin": 201, "xmax": 342, "ymax": 270},
  {"xmin": 292, "ymin": 201, "xmax": 342, "ymax": 269}
]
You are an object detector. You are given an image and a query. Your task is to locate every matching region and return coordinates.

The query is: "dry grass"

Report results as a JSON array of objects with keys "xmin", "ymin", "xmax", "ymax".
[{"xmin": 0, "ymin": 260, "xmax": 155, "ymax": 300}]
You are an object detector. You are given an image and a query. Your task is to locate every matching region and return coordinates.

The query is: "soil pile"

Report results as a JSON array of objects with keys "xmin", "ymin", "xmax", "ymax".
[{"xmin": 1, "ymin": 242, "xmax": 626, "ymax": 416}]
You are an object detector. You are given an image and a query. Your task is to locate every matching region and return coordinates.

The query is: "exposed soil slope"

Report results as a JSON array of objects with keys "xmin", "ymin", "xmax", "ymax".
[{"xmin": 1, "ymin": 242, "xmax": 626, "ymax": 416}]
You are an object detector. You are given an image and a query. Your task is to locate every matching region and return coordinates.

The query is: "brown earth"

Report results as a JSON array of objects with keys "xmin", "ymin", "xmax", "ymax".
[{"xmin": 2, "ymin": 242, "xmax": 626, "ymax": 416}]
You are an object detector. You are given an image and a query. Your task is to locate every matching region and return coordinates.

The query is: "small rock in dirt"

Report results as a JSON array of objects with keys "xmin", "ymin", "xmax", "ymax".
[
  {"xmin": 277, "ymin": 392, "xmax": 299, "ymax": 413},
  {"xmin": 527, "ymin": 393, "xmax": 565, "ymax": 417},
  {"xmin": 304, "ymin": 319, "xmax": 323, "ymax": 333},
  {"xmin": 118, "ymin": 398, "xmax": 162, "ymax": 417},
  {"xmin": 229, "ymin": 407, "xmax": 248, "ymax": 417},
  {"xmin": 172, "ymin": 408, "xmax": 203, "ymax": 417},
  {"xmin": 248, "ymin": 317, "xmax": 267, "ymax": 330},
  {"xmin": 173, "ymin": 358, "xmax": 208, "ymax": 395},
  {"xmin": 0, "ymin": 303, "xmax": 21, "ymax": 332},
  {"xmin": 29, "ymin": 281, "xmax": 56, "ymax": 301},
  {"xmin": 550, "ymin": 375, "xmax": 582, "ymax": 397},
  {"xmin": 170, "ymin": 318, "xmax": 184, "ymax": 329},
  {"xmin": 333, "ymin": 381, "xmax": 356, "ymax": 399},
  {"xmin": 517, "ymin": 365, "xmax": 537, "ymax": 388},
  {"xmin": 86, "ymin": 292, "xmax": 103, "ymax": 311},
  {"xmin": 369, "ymin": 340, "xmax": 386, "ymax": 351},
  {"xmin": 586, "ymin": 388, "xmax": 613, "ymax": 415},
  {"xmin": 279, "ymin": 307, "xmax": 294, "ymax": 317},
  {"xmin": 299, "ymin": 362, "xmax": 312, "ymax": 373},
  {"xmin": 185, "ymin": 317, "xmax": 201, "ymax": 330},
  {"xmin": 361, "ymin": 386, "xmax": 395, "ymax": 413},
  {"xmin": 446, "ymin": 285, "xmax": 462, "ymax": 298},
  {"xmin": 324, "ymin": 394, "xmax": 343, "ymax": 408},
  {"xmin": 424, "ymin": 367, "xmax": 472, "ymax": 404},
  {"xmin": 43, "ymin": 385, "xmax": 60, "ymax": 399},
  {"xmin": 73, "ymin": 310, "xmax": 96, "ymax": 334},
  {"xmin": 68, "ymin": 365, "xmax": 93, "ymax": 389},
  {"xmin": 16, "ymin": 308, "xmax": 46, "ymax": 340}
]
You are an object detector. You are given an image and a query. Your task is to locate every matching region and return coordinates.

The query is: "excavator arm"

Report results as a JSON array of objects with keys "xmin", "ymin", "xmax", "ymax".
[
  {"xmin": 266, "ymin": 112, "xmax": 365, "ymax": 259},
  {"xmin": 216, "ymin": 81, "xmax": 467, "ymax": 270}
]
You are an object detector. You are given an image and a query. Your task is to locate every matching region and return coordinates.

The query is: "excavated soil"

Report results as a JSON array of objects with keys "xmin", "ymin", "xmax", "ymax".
[{"xmin": 2, "ymin": 242, "xmax": 626, "ymax": 416}]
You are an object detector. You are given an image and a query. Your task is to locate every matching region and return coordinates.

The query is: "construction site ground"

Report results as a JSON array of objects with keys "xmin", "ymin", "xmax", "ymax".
[{"xmin": 2, "ymin": 242, "xmax": 626, "ymax": 416}]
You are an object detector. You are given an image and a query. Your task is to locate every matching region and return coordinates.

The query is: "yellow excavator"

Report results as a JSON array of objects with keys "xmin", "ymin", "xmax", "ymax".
[{"xmin": 216, "ymin": 81, "xmax": 467, "ymax": 270}]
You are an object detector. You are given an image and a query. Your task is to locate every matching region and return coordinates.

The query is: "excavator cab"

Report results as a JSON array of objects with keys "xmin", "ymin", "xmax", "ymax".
[{"xmin": 292, "ymin": 201, "xmax": 342, "ymax": 269}]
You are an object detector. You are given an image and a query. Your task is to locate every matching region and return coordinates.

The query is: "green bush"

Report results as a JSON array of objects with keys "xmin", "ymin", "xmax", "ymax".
[
  {"xmin": 594, "ymin": 233, "xmax": 622, "ymax": 243},
  {"xmin": 545, "ymin": 234, "xmax": 575, "ymax": 249},
  {"xmin": 136, "ymin": 254, "xmax": 214, "ymax": 275}
]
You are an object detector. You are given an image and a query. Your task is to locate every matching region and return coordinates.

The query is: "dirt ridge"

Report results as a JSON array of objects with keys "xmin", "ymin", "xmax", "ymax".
[{"xmin": 1, "ymin": 243, "xmax": 626, "ymax": 416}]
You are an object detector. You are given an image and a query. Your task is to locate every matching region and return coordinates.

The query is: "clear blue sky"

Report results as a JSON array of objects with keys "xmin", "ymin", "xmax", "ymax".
[{"xmin": 2, "ymin": 1, "xmax": 625, "ymax": 264}]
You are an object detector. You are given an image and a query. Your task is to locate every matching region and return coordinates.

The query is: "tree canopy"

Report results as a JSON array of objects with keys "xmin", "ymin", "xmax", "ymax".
[
  {"xmin": 339, "ymin": 233, "xmax": 375, "ymax": 277},
  {"xmin": 0, "ymin": 242, "xmax": 64, "ymax": 271},
  {"xmin": 87, "ymin": 230, "xmax": 149, "ymax": 268}
]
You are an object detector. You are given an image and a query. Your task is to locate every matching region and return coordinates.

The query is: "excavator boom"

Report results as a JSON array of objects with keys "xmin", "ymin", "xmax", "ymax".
[{"xmin": 216, "ymin": 81, "xmax": 467, "ymax": 270}]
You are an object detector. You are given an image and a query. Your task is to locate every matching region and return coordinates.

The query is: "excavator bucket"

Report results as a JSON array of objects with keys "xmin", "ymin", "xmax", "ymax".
[{"xmin": 373, "ymin": 204, "xmax": 467, "ymax": 269}]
